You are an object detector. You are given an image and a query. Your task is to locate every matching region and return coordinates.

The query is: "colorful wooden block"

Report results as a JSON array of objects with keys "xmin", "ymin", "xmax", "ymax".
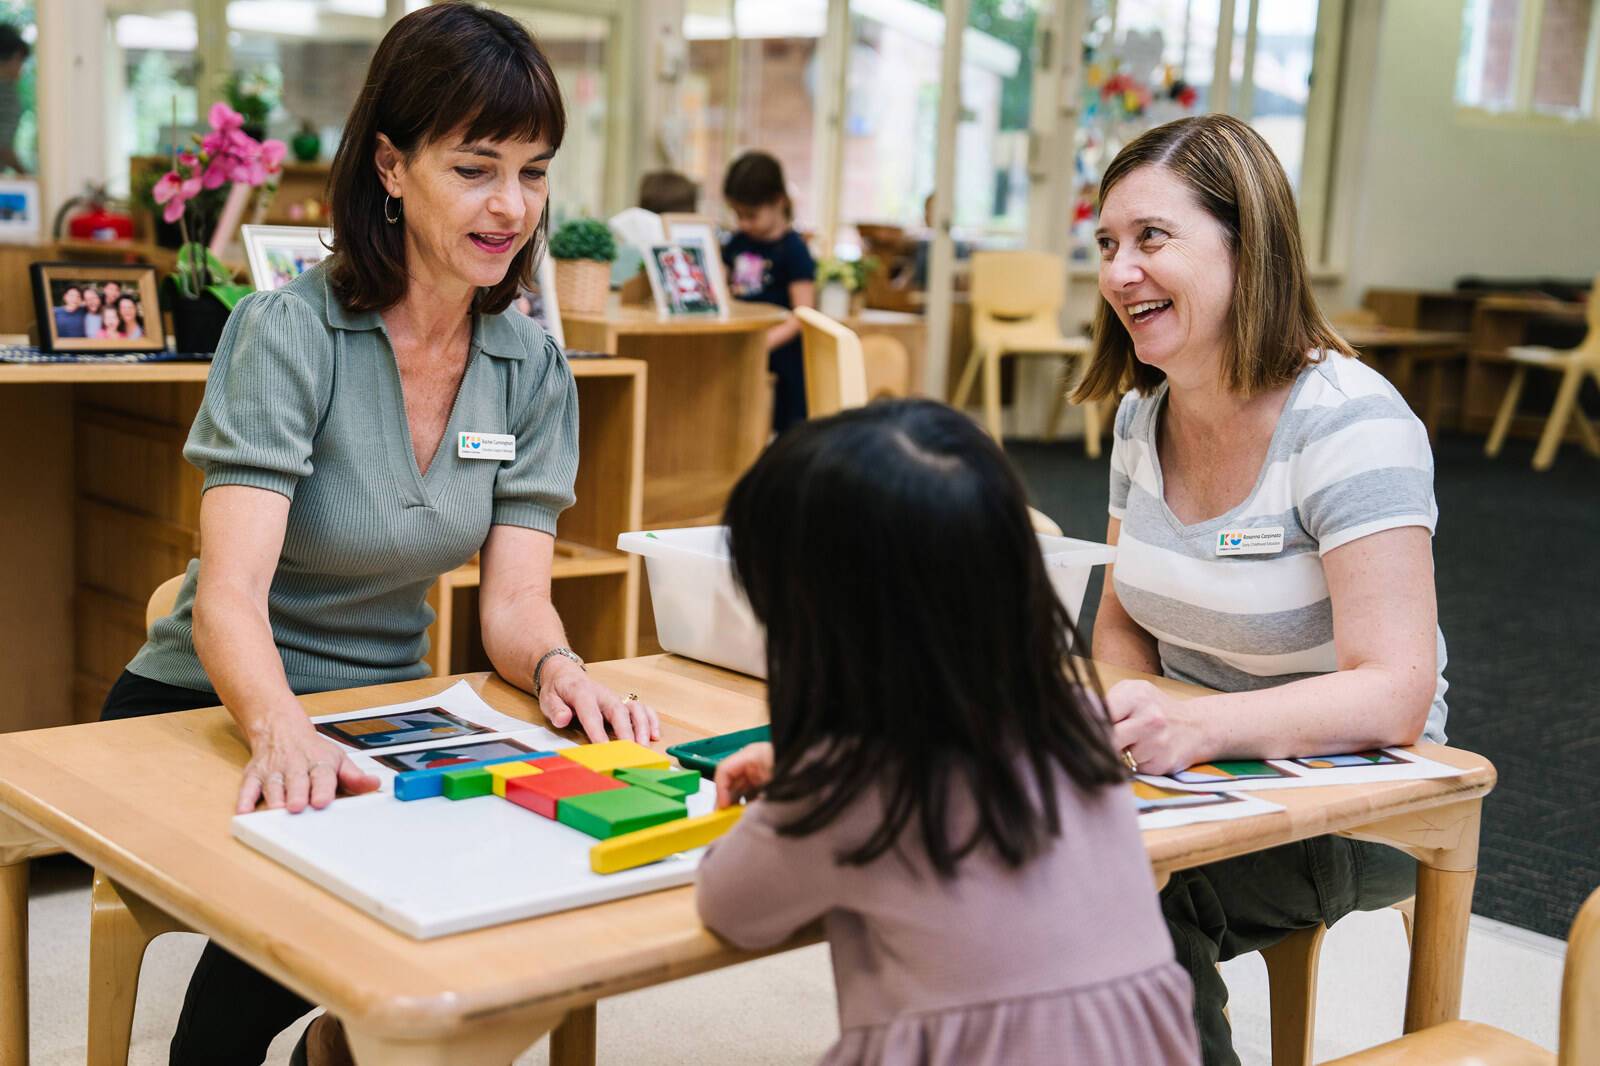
[
  {"xmin": 486, "ymin": 761, "xmax": 543, "ymax": 797},
  {"xmin": 614, "ymin": 766, "xmax": 701, "ymax": 799},
  {"xmin": 504, "ymin": 762, "xmax": 624, "ymax": 819},
  {"xmin": 556, "ymin": 786, "xmax": 686, "ymax": 840},
  {"xmin": 589, "ymin": 806, "xmax": 742, "ymax": 874},
  {"xmin": 393, "ymin": 751, "xmax": 559, "ymax": 801},
  {"xmin": 557, "ymin": 739, "xmax": 671, "ymax": 776},
  {"xmin": 441, "ymin": 768, "xmax": 493, "ymax": 800}
]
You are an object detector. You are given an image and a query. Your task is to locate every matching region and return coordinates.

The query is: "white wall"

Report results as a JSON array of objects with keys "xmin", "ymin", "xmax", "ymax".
[{"xmin": 1341, "ymin": 0, "xmax": 1600, "ymax": 305}]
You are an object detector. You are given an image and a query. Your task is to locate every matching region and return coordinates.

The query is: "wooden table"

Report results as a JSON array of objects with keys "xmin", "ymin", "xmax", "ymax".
[
  {"xmin": 1337, "ymin": 325, "xmax": 1471, "ymax": 440},
  {"xmin": 0, "ymin": 655, "xmax": 1494, "ymax": 1064},
  {"xmin": 0, "ymin": 352, "xmax": 647, "ymax": 731},
  {"xmin": 561, "ymin": 298, "xmax": 787, "ymax": 530}
]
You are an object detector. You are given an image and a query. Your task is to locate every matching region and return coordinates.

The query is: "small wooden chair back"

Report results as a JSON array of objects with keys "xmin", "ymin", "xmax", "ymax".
[
  {"xmin": 145, "ymin": 573, "xmax": 186, "ymax": 631},
  {"xmin": 1561, "ymin": 884, "xmax": 1600, "ymax": 1065},
  {"xmin": 970, "ymin": 251, "xmax": 1070, "ymax": 353},
  {"xmin": 1579, "ymin": 273, "xmax": 1600, "ymax": 366},
  {"xmin": 796, "ymin": 306, "xmax": 868, "ymax": 418},
  {"xmin": 860, "ymin": 334, "xmax": 912, "ymax": 401}
]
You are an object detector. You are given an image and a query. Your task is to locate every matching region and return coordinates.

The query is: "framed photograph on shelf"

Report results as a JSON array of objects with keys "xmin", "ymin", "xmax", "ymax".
[
  {"xmin": 643, "ymin": 242, "xmax": 722, "ymax": 317},
  {"xmin": 0, "ymin": 178, "xmax": 41, "ymax": 243},
  {"xmin": 241, "ymin": 224, "xmax": 334, "ymax": 292},
  {"xmin": 512, "ymin": 250, "xmax": 565, "ymax": 349},
  {"xmin": 30, "ymin": 262, "xmax": 166, "ymax": 353},
  {"xmin": 660, "ymin": 213, "xmax": 729, "ymax": 309}
]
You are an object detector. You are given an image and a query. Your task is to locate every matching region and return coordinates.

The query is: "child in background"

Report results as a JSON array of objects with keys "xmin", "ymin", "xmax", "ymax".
[
  {"xmin": 697, "ymin": 400, "xmax": 1199, "ymax": 1066},
  {"xmin": 638, "ymin": 169, "xmax": 699, "ymax": 215},
  {"xmin": 721, "ymin": 151, "xmax": 815, "ymax": 433}
]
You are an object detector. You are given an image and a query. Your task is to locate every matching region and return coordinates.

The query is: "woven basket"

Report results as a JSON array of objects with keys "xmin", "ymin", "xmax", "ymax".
[{"xmin": 554, "ymin": 258, "xmax": 611, "ymax": 315}]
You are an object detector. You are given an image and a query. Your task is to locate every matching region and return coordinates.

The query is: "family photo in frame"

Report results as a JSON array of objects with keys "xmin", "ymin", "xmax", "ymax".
[{"xmin": 29, "ymin": 262, "xmax": 164, "ymax": 353}]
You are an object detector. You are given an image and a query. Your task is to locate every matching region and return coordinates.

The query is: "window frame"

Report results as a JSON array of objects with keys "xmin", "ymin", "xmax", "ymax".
[{"xmin": 1455, "ymin": 0, "xmax": 1600, "ymax": 122}]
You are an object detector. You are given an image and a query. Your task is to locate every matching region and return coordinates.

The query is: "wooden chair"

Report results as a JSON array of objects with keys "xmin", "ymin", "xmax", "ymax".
[
  {"xmin": 1323, "ymin": 884, "xmax": 1598, "ymax": 1065},
  {"xmin": 796, "ymin": 307, "xmax": 1058, "ymax": 537},
  {"xmin": 1485, "ymin": 275, "xmax": 1600, "ymax": 471},
  {"xmin": 950, "ymin": 251, "xmax": 1103, "ymax": 454},
  {"xmin": 84, "ymin": 574, "xmax": 194, "ymax": 1066}
]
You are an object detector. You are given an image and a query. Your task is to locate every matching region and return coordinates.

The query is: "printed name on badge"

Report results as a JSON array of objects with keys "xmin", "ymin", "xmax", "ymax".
[
  {"xmin": 1215, "ymin": 526, "xmax": 1285, "ymax": 556},
  {"xmin": 457, "ymin": 431, "xmax": 516, "ymax": 461}
]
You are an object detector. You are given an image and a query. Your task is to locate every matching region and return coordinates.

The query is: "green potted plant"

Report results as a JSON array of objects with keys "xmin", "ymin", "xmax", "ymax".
[
  {"xmin": 223, "ymin": 68, "xmax": 279, "ymax": 141},
  {"xmin": 152, "ymin": 102, "xmax": 285, "ymax": 351},
  {"xmin": 815, "ymin": 255, "xmax": 879, "ymax": 318},
  {"xmin": 547, "ymin": 217, "xmax": 617, "ymax": 316}
]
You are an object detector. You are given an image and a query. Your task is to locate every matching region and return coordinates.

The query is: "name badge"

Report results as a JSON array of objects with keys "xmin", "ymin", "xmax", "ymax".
[
  {"xmin": 457, "ymin": 431, "xmax": 516, "ymax": 461},
  {"xmin": 1215, "ymin": 526, "xmax": 1284, "ymax": 556}
]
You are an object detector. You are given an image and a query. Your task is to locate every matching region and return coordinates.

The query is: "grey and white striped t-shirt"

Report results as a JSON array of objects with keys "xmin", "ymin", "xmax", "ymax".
[{"xmin": 1107, "ymin": 353, "xmax": 1449, "ymax": 744}]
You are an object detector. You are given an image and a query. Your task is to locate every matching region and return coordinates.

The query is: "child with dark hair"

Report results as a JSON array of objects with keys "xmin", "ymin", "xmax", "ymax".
[
  {"xmin": 0, "ymin": 23, "xmax": 28, "ymax": 175},
  {"xmin": 638, "ymin": 169, "xmax": 699, "ymax": 215},
  {"xmin": 721, "ymin": 150, "xmax": 815, "ymax": 433},
  {"xmin": 697, "ymin": 400, "xmax": 1199, "ymax": 1066}
]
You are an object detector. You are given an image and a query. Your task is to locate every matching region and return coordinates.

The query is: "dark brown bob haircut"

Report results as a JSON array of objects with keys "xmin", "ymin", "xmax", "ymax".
[
  {"xmin": 1074, "ymin": 114, "xmax": 1353, "ymax": 402},
  {"xmin": 723, "ymin": 151, "xmax": 792, "ymax": 219},
  {"xmin": 326, "ymin": 1, "xmax": 565, "ymax": 316}
]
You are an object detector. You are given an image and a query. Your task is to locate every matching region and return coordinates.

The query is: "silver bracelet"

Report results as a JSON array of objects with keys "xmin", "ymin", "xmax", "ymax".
[{"xmin": 533, "ymin": 646, "xmax": 585, "ymax": 700}]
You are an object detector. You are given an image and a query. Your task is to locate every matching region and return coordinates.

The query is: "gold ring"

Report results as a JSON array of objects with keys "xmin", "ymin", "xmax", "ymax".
[{"xmin": 1122, "ymin": 750, "xmax": 1139, "ymax": 773}]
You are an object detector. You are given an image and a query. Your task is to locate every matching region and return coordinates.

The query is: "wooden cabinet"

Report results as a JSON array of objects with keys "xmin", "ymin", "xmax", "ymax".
[{"xmin": 0, "ymin": 355, "xmax": 646, "ymax": 729}]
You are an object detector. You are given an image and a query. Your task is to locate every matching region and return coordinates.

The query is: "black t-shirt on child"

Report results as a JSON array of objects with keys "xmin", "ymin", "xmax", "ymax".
[{"xmin": 722, "ymin": 230, "xmax": 816, "ymax": 308}]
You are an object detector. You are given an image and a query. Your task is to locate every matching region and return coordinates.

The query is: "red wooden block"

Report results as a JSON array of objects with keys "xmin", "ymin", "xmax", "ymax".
[{"xmin": 504, "ymin": 762, "xmax": 623, "ymax": 819}]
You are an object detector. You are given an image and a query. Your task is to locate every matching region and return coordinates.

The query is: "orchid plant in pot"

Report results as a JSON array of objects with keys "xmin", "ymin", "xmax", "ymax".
[{"xmin": 152, "ymin": 102, "xmax": 286, "ymax": 351}]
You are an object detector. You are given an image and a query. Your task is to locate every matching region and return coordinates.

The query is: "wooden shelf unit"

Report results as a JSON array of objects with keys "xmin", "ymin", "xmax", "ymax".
[{"xmin": 0, "ymin": 354, "xmax": 646, "ymax": 729}]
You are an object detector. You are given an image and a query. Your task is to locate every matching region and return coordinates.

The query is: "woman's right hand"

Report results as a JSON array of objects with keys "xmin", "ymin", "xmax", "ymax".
[
  {"xmin": 236, "ymin": 719, "xmax": 380, "ymax": 814},
  {"xmin": 714, "ymin": 742, "xmax": 774, "ymax": 809}
]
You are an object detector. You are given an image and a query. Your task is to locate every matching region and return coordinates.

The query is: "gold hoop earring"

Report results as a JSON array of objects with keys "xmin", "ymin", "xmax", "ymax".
[{"xmin": 384, "ymin": 194, "xmax": 401, "ymax": 225}]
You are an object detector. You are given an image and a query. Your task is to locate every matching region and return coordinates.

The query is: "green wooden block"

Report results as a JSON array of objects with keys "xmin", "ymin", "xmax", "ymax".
[
  {"xmin": 615, "ymin": 767, "xmax": 702, "ymax": 799},
  {"xmin": 556, "ymin": 786, "xmax": 686, "ymax": 840},
  {"xmin": 441, "ymin": 768, "xmax": 493, "ymax": 799}
]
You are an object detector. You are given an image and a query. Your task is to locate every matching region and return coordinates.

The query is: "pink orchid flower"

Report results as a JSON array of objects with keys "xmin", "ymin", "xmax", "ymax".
[
  {"xmin": 260, "ymin": 139, "xmax": 286, "ymax": 171},
  {"xmin": 152, "ymin": 171, "xmax": 202, "ymax": 223},
  {"xmin": 209, "ymin": 102, "xmax": 244, "ymax": 133}
]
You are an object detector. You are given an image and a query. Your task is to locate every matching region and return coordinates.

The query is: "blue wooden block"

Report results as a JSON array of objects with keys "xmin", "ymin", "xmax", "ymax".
[{"xmin": 393, "ymin": 750, "xmax": 559, "ymax": 801}]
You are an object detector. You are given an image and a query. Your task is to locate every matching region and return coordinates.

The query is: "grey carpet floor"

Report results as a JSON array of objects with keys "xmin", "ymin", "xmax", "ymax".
[{"xmin": 1009, "ymin": 431, "xmax": 1600, "ymax": 941}]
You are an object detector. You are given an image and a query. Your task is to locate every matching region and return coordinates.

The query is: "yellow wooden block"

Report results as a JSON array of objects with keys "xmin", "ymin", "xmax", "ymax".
[
  {"xmin": 589, "ymin": 806, "xmax": 743, "ymax": 874},
  {"xmin": 486, "ymin": 761, "xmax": 543, "ymax": 797},
  {"xmin": 557, "ymin": 739, "xmax": 670, "ymax": 777}
]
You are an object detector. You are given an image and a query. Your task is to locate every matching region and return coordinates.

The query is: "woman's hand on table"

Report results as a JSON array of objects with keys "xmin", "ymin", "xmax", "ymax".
[
  {"xmin": 1106, "ymin": 680, "xmax": 1206, "ymax": 777},
  {"xmin": 715, "ymin": 742, "xmax": 774, "ymax": 809},
  {"xmin": 237, "ymin": 719, "xmax": 380, "ymax": 814},
  {"xmin": 539, "ymin": 658, "xmax": 661, "ymax": 744}
]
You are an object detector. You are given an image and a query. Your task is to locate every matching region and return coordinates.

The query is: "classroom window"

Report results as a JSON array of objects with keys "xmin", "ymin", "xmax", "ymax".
[
  {"xmin": 1456, "ymin": 0, "xmax": 1600, "ymax": 118},
  {"xmin": 1076, "ymin": 0, "xmax": 1331, "ymax": 261}
]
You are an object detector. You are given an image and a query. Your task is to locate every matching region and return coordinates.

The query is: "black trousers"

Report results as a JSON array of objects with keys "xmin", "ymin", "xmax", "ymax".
[{"xmin": 101, "ymin": 670, "xmax": 315, "ymax": 1066}]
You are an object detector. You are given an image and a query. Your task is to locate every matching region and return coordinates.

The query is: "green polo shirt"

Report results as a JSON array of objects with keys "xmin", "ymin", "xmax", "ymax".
[{"xmin": 128, "ymin": 263, "xmax": 579, "ymax": 694}]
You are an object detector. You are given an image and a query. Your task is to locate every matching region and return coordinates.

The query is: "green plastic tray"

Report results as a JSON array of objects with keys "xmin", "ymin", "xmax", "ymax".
[{"xmin": 667, "ymin": 725, "xmax": 771, "ymax": 778}]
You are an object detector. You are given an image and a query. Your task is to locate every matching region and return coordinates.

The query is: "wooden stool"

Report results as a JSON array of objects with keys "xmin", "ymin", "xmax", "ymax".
[{"xmin": 1321, "ymin": 884, "xmax": 1598, "ymax": 1065}]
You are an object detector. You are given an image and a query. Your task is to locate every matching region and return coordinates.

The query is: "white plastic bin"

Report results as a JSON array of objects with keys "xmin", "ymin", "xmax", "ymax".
[{"xmin": 619, "ymin": 526, "xmax": 1116, "ymax": 679}]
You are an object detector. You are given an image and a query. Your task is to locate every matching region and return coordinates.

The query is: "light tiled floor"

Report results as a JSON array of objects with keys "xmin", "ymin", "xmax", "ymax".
[{"xmin": 25, "ymin": 859, "xmax": 1563, "ymax": 1065}]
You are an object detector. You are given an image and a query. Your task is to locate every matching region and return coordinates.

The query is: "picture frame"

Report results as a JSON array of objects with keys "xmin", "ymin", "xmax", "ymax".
[
  {"xmin": 511, "ymin": 249, "xmax": 565, "ymax": 349},
  {"xmin": 0, "ymin": 178, "xmax": 41, "ymax": 244},
  {"xmin": 643, "ymin": 242, "xmax": 722, "ymax": 317},
  {"xmin": 241, "ymin": 224, "xmax": 334, "ymax": 292},
  {"xmin": 30, "ymin": 262, "xmax": 166, "ymax": 353},
  {"xmin": 660, "ymin": 213, "xmax": 730, "ymax": 310}
]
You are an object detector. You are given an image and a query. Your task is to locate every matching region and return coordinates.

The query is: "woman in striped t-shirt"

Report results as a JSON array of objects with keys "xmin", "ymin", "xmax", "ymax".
[{"xmin": 1076, "ymin": 115, "xmax": 1445, "ymax": 1066}]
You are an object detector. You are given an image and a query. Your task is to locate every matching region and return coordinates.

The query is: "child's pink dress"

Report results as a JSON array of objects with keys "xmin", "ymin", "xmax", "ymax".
[{"xmin": 697, "ymin": 769, "xmax": 1199, "ymax": 1066}]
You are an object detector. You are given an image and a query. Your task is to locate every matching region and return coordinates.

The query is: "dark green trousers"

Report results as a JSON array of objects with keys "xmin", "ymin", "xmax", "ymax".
[{"xmin": 1162, "ymin": 836, "xmax": 1417, "ymax": 1066}]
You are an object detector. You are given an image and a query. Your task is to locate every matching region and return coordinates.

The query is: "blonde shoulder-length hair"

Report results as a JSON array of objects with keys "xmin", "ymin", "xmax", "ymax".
[{"xmin": 1073, "ymin": 114, "xmax": 1354, "ymax": 402}]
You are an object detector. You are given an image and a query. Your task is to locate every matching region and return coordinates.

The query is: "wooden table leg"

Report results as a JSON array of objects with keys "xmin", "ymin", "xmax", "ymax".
[
  {"xmin": 0, "ymin": 813, "xmax": 56, "ymax": 1066},
  {"xmin": 345, "ymin": 1003, "xmax": 569, "ymax": 1066},
  {"xmin": 551, "ymin": 1003, "xmax": 598, "ymax": 1066},
  {"xmin": 0, "ymin": 860, "xmax": 26, "ymax": 1066},
  {"xmin": 1339, "ymin": 796, "xmax": 1482, "ymax": 1033}
]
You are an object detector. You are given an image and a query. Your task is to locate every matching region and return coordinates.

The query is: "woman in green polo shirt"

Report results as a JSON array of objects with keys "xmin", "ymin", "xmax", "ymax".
[{"xmin": 101, "ymin": 6, "xmax": 650, "ymax": 1063}]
